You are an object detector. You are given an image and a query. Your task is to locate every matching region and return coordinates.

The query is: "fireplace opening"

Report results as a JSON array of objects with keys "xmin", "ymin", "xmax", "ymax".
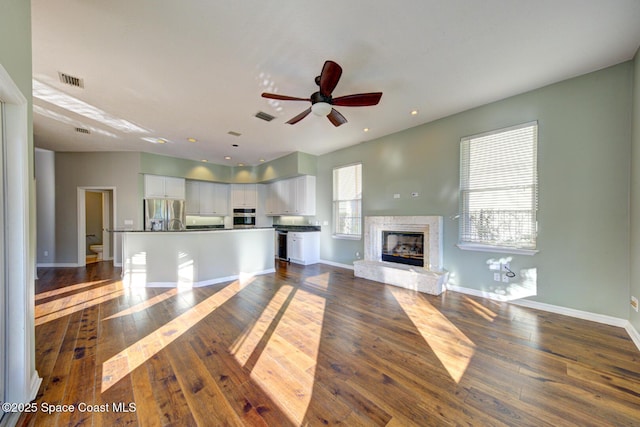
[{"xmin": 381, "ymin": 231, "xmax": 424, "ymax": 267}]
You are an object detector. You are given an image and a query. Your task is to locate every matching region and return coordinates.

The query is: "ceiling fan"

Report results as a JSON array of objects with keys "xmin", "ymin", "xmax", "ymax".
[{"xmin": 261, "ymin": 60, "xmax": 382, "ymax": 127}]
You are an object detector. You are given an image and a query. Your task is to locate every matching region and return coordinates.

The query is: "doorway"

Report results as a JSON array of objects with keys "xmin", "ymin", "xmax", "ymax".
[{"xmin": 77, "ymin": 187, "xmax": 116, "ymax": 266}]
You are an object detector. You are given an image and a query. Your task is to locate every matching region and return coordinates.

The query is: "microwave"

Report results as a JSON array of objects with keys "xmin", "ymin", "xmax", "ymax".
[{"xmin": 233, "ymin": 208, "xmax": 256, "ymax": 228}]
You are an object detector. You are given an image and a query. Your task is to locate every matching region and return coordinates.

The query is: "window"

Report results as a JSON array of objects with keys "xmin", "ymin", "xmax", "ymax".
[
  {"xmin": 459, "ymin": 121, "xmax": 538, "ymax": 253},
  {"xmin": 333, "ymin": 163, "xmax": 362, "ymax": 239}
]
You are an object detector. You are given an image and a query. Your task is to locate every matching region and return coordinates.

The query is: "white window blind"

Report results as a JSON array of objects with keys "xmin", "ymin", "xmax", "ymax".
[
  {"xmin": 333, "ymin": 163, "xmax": 362, "ymax": 238},
  {"xmin": 459, "ymin": 121, "xmax": 538, "ymax": 250}
]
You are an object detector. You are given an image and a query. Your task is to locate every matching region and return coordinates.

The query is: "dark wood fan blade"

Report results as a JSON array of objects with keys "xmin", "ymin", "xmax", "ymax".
[
  {"xmin": 319, "ymin": 61, "xmax": 342, "ymax": 97},
  {"xmin": 332, "ymin": 92, "xmax": 383, "ymax": 107},
  {"xmin": 286, "ymin": 107, "xmax": 312, "ymax": 125},
  {"xmin": 261, "ymin": 93, "xmax": 310, "ymax": 102},
  {"xmin": 327, "ymin": 108, "xmax": 347, "ymax": 127}
]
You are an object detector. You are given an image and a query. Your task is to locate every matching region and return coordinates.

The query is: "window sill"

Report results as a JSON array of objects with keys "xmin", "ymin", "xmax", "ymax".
[
  {"xmin": 332, "ymin": 234, "xmax": 361, "ymax": 241},
  {"xmin": 456, "ymin": 243, "xmax": 538, "ymax": 256}
]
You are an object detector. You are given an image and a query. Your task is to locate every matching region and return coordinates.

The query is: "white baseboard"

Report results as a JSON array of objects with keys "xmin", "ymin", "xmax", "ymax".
[
  {"xmin": 319, "ymin": 259, "xmax": 354, "ymax": 270},
  {"xmin": 123, "ymin": 268, "xmax": 276, "ymax": 288},
  {"xmin": 36, "ymin": 262, "xmax": 80, "ymax": 268},
  {"xmin": 626, "ymin": 323, "xmax": 640, "ymax": 350},
  {"xmin": 448, "ymin": 285, "xmax": 639, "ymax": 352}
]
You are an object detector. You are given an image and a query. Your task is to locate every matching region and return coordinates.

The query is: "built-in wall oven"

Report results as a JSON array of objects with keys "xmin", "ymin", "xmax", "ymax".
[{"xmin": 233, "ymin": 208, "xmax": 256, "ymax": 228}]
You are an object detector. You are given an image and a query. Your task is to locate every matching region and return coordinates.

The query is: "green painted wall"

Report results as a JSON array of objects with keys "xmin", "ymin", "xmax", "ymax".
[
  {"xmin": 140, "ymin": 152, "xmax": 232, "ymax": 182},
  {"xmin": 630, "ymin": 48, "xmax": 640, "ymax": 330},
  {"xmin": 317, "ymin": 62, "xmax": 633, "ymax": 319},
  {"xmin": 141, "ymin": 151, "xmax": 317, "ymax": 184}
]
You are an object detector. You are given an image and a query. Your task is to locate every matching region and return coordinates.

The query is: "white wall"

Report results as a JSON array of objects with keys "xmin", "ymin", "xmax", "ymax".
[{"xmin": 35, "ymin": 148, "xmax": 55, "ymax": 263}]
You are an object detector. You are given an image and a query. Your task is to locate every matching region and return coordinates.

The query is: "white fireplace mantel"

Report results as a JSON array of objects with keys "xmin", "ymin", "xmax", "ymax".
[{"xmin": 354, "ymin": 216, "xmax": 448, "ymax": 295}]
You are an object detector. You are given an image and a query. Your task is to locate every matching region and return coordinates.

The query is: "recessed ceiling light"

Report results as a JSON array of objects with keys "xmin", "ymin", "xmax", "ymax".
[
  {"xmin": 155, "ymin": 138, "xmax": 167, "ymax": 144},
  {"xmin": 411, "ymin": 109, "xmax": 419, "ymax": 116},
  {"xmin": 259, "ymin": 158, "xmax": 265, "ymax": 162},
  {"xmin": 201, "ymin": 159, "xmax": 208, "ymax": 162},
  {"xmin": 238, "ymin": 163, "xmax": 245, "ymax": 167},
  {"xmin": 224, "ymin": 156, "xmax": 231, "ymax": 160},
  {"xmin": 187, "ymin": 137, "xmax": 197, "ymax": 143},
  {"xmin": 363, "ymin": 128, "xmax": 369, "ymax": 132}
]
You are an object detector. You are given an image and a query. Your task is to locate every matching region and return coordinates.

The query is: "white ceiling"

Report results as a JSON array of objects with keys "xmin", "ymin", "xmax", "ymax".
[{"xmin": 31, "ymin": 0, "xmax": 640, "ymax": 166}]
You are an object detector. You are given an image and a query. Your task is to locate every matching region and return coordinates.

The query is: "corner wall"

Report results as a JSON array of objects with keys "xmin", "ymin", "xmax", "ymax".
[
  {"xmin": 317, "ymin": 62, "xmax": 633, "ymax": 319},
  {"xmin": 54, "ymin": 152, "xmax": 141, "ymax": 265},
  {"xmin": 630, "ymin": 48, "xmax": 640, "ymax": 332}
]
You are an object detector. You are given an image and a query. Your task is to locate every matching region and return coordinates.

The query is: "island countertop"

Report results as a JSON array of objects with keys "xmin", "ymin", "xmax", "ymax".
[{"xmin": 121, "ymin": 227, "xmax": 275, "ymax": 287}]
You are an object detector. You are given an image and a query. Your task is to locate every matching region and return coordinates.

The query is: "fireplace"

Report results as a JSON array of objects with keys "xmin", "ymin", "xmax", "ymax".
[
  {"xmin": 354, "ymin": 216, "xmax": 448, "ymax": 295},
  {"xmin": 381, "ymin": 231, "xmax": 424, "ymax": 267}
]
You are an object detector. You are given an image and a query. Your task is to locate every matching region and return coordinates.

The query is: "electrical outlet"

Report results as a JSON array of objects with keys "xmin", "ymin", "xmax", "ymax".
[
  {"xmin": 355, "ymin": 251, "xmax": 361, "ymax": 259},
  {"xmin": 493, "ymin": 273, "xmax": 501, "ymax": 282},
  {"xmin": 632, "ymin": 296, "xmax": 639, "ymax": 312},
  {"xmin": 411, "ymin": 192, "xmax": 419, "ymax": 198},
  {"xmin": 502, "ymin": 273, "xmax": 509, "ymax": 283},
  {"xmin": 44, "ymin": 250, "xmax": 48, "ymax": 257}
]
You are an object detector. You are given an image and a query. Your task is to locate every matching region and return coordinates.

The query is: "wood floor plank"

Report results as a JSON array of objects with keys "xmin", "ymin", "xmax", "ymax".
[{"xmin": 17, "ymin": 261, "xmax": 640, "ymax": 426}]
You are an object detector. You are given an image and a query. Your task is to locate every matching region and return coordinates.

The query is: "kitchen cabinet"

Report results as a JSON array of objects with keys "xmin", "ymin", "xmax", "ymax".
[
  {"xmin": 294, "ymin": 175, "xmax": 316, "ymax": 215},
  {"xmin": 185, "ymin": 180, "xmax": 200, "ymax": 214},
  {"xmin": 144, "ymin": 175, "xmax": 185, "ymax": 199},
  {"xmin": 265, "ymin": 175, "xmax": 316, "ymax": 216},
  {"xmin": 287, "ymin": 231, "xmax": 320, "ymax": 265},
  {"xmin": 186, "ymin": 180, "xmax": 229, "ymax": 216},
  {"xmin": 231, "ymin": 184, "xmax": 257, "ymax": 208},
  {"xmin": 199, "ymin": 182, "xmax": 229, "ymax": 215}
]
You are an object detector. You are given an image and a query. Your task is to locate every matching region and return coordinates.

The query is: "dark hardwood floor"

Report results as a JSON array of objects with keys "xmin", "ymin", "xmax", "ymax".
[{"xmin": 18, "ymin": 261, "xmax": 640, "ymax": 426}]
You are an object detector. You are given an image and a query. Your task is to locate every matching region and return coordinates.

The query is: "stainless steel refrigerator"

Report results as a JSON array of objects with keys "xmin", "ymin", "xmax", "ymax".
[{"xmin": 144, "ymin": 199, "xmax": 186, "ymax": 231}]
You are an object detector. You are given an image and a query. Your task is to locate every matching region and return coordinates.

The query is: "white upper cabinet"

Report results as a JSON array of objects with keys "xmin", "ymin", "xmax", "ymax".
[
  {"xmin": 231, "ymin": 184, "xmax": 257, "ymax": 208},
  {"xmin": 265, "ymin": 175, "xmax": 316, "ymax": 216},
  {"xmin": 144, "ymin": 175, "xmax": 186, "ymax": 199},
  {"xmin": 185, "ymin": 180, "xmax": 230, "ymax": 216},
  {"xmin": 185, "ymin": 180, "xmax": 201, "ymax": 214},
  {"xmin": 294, "ymin": 175, "xmax": 316, "ymax": 215}
]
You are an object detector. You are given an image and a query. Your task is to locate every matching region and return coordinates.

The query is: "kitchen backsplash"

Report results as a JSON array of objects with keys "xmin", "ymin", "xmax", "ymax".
[{"xmin": 186, "ymin": 215, "xmax": 225, "ymax": 227}]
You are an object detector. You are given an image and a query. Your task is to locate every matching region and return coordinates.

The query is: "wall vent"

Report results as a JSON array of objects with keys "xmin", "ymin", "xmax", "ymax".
[
  {"xmin": 58, "ymin": 72, "xmax": 84, "ymax": 88},
  {"xmin": 255, "ymin": 111, "xmax": 275, "ymax": 122},
  {"xmin": 75, "ymin": 127, "xmax": 90, "ymax": 134}
]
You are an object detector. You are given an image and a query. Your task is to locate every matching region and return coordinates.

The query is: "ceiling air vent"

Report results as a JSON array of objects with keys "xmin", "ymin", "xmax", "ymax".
[
  {"xmin": 58, "ymin": 72, "xmax": 84, "ymax": 88},
  {"xmin": 227, "ymin": 131, "xmax": 242, "ymax": 137},
  {"xmin": 75, "ymin": 127, "xmax": 90, "ymax": 134},
  {"xmin": 255, "ymin": 111, "xmax": 275, "ymax": 122}
]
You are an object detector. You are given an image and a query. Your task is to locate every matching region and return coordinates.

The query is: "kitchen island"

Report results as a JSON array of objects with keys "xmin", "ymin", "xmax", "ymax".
[{"xmin": 121, "ymin": 228, "xmax": 275, "ymax": 287}]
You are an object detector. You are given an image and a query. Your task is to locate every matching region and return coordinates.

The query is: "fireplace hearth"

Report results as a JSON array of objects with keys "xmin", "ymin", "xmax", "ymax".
[{"xmin": 381, "ymin": 231, "xmax": 424, "ymax": 267}]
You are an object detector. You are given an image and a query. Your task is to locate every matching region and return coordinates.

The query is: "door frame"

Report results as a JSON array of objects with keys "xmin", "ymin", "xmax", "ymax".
[
  {"xmin": 0, "ymin": 64, "xmax": 41, "ymax": 419},
  {"xmin": 77, "ymin": 187, "xmax": 117, "ymax": 266}
]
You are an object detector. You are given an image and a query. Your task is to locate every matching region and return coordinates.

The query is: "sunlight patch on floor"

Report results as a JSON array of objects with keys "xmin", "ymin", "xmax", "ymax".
[
  {"xmin": 390, "ymin": 288, "xmax": 476, "ymax": 383},
  {"xmin": 101, "ymin": 279, "xmax": 249, "ymax": 393},
  {"xmin": 35, "ymin": 279, "xmax": 110, "ymax": 301},
  {"xmin": 463, "ymin": 296, "xmax": 498, "ymax": 322},
  {"xmin": 229, "ymin": 284, "xmax": 295, "ymax": 365},
  {"xmin": 303, "ymin": 272, "xmax": 331, "ymax": 291},
  {"xmin": 103, "ymin": 288, "xmax": 180, "ymax": 321},
  {"xmin": 35, "ymin": 281, "xmax": 126, "ymax": 326},
  {"xmin": 248, "ymin": 287, "xmax": 326, "ymax": 425}
]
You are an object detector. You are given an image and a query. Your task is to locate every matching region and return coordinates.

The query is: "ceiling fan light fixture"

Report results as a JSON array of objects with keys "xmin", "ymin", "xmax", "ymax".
[{"xmin": 311, "ymin": 102, "xmax": 332, "ymax": 117}]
